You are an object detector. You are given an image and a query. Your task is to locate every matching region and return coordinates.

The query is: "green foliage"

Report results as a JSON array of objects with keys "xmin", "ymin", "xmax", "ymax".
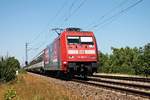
[
  {"xmin": 98, "ymin": 52, "xmax": 110, "ymax": 73},
  {"xmin": 138, "ymin": 43, "xmax": 150, "ymax": 76},
  {"xmin": 4, "ymin": 87, "xmax": 16, "ymax": 100},
  {"xmin": 0, "ymin": 57, "xmax": 20, "ymax": 83},
  {"xmin": 98, "ymin": 43, "xmax": 150, "ymax": 76}
]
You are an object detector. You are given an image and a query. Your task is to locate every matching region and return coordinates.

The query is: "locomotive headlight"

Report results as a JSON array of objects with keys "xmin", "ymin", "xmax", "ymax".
[
  {"xmin": 69, "ymin": 56, "xmax": 75, "ymax": 59},
  {"xmin": 63, "ymin": 61, "xmax": 67, "ymax": 64},
  {"xmin": 89, "ymin": 45, "xmax": 94, "ymax": 48}
]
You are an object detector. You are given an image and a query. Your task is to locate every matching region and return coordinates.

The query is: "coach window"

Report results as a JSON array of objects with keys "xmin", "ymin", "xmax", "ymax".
[
  {"xmin": 67, "ymin": 36, "xmax": 80, "ymax": 44},
  {"xmin": 80, "ymin": 37, "xmax": 94, "ymax": 45}
]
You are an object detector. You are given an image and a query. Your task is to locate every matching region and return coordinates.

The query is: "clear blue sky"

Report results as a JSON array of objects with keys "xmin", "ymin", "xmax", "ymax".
[{"xmin": 0, "ymin": 0, "xmax": 150, "ymax": 65}]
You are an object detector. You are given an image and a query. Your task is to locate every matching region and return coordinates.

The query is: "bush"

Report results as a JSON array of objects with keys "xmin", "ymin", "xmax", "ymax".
[{"xmin": 0, "ymin": 57, "xmax": 20, "ymax": 83}]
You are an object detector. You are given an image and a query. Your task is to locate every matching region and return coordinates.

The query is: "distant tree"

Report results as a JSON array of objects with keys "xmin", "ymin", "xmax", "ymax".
[
  {"xmin": 132, "ymin": 47, "xmax": 142, "ymax": 75},
  {"xmin": 139, "ymin": 43, "xmax": 150, "ymax": 76},
  {"xmin": 98, "ymin": 43, "xmax": 150, "ymax": 76}
]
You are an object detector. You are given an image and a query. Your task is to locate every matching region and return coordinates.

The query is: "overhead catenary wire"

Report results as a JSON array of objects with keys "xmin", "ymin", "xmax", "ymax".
[
  {"xmin": 65, "ymin": 0, "xmax": 87, "ymax": 22},
  {"xmin": 29, "ymin": 0, "xmax": 68, "ymax": 51},
  {"xmin": 68, "ymin": 0, "xmax": 78, "ymax": 20},
  {"xmin": 93, "ymin": 13, "xmax": 122, "ymax": 32},
  {"xmin": 89, "ymin": 0, "xmax": 143, "ymax": 30},
  {"xmin": 50, "ymin": 0, "xmax": 68, "ymax": 23},
  {"xmin": 37, "ymin": 0, "xmax": 67, "ymax": 47},
  {"xmin": 60, "ymin": 0, "xmax": 87, "ymax": 27},
  {"xmin": 85, "ymin": 0, "xmax": 129, "ymax": 29},
  {"xmin": 28, "ymin": 0, "xmax": 68, "ymax": 61},
  {"xmin": 28, "ymin": 0, "xmax": 143, "ymax": 61}
]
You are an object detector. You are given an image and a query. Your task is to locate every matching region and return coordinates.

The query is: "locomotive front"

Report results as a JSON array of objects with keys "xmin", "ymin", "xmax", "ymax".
[{"xmin": 60, "ymin": 28, "xmax": 99, "ymax": 77}]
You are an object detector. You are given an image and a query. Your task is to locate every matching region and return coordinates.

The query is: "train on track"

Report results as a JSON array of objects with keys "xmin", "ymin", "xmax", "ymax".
[{"xmin": 25, "ymin": 28, "xmax": 99, "ymax": 79}]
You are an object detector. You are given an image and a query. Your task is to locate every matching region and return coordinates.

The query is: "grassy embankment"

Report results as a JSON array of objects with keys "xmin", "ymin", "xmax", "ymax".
[{"xmin": 0, "ymin": 72, "xmax": 81, "ymax": 100}]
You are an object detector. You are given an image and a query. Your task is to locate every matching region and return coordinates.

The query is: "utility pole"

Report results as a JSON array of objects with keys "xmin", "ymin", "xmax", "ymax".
[{"xmin": 25, "ymin": 43, "xmax": 29, "ymax": 66}]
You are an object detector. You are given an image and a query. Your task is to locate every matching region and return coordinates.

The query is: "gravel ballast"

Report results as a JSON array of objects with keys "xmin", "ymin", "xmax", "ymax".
[{"xmin": 29, "ymin": 72, "xmax": 149, "ymax": 100}]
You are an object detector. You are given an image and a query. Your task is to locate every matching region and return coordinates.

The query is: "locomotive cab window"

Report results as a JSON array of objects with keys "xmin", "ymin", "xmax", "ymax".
[
  {"xmin": 80, "ymin": 37, "xmax": 94, "ymax": 45},
  {"xmin": 67, "ymin": 36, "xmax": 80, "ymax": 44}
]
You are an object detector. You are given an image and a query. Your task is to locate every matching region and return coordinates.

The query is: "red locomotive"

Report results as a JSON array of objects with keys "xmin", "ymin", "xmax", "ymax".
[{"xmin": 26, "ymin": 28, "xmax": 99, "ymax": 78}]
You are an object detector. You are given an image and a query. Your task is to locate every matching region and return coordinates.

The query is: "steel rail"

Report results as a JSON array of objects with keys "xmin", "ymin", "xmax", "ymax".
[
  {"xmin": 72, "ymin": 79, "xmax": 150, "ymax": 98},
  {"xmin": 88, "ymin": 77, "xmax": 150, "ymax": 90},
  {"xmin": 93, "ymin": 74, "xmax": 150, "ymax": 82}
]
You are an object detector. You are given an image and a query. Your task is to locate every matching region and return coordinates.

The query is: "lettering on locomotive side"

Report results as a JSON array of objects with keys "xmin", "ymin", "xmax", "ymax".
[
  {"xmin": 68, "ymin": 50, "xmax": 78, "ymax": 54},
  {"xmin": 84, "ymin": 50, "xmax": 95, "ymax": 54},
  {"xmin": 79, "ymin": 50, "xmax": 85, "ymax": 54},
  {"xmin": 68, "ymin": 50, "xmax": 95, "ymax": 54}
]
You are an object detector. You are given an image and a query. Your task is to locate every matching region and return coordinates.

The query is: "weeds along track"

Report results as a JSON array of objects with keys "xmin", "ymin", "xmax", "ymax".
[{"xmin": 72, "ymin": 75, "xmax": 150, "ymax": 98}]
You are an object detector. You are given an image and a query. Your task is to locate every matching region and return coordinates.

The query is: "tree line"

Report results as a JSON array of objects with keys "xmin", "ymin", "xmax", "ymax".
[
  {"xmin": 0, "ymin": 43, "xmax": 149, "ymax": 83},
  {"xmin": 98, "ymin": 43, "xmax": 150, "ymax": 76},
  {"xmin": 0, "ymin": 57, "xmax": 20, "ymax": 83}
]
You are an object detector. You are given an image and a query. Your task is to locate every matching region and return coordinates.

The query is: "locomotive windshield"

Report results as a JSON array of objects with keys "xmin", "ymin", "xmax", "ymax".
[
  {"xmin": 80, "ymin": 37, "xmax": 93, "ymax": 45},
  {"xmin": 67, "ymin": 36, "xmax": 94, "ymax": 44},
  {"xmin": 67, "ymin": 36, "xmax": 80, "ymax": 44}
]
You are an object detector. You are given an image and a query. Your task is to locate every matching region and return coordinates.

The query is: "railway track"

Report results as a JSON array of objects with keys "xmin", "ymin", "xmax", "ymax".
[
  {"xmin": 72, "ymin": 75, "xmax": 150, "ymax": 98},
  {"xmin": 93, "ymin": 74, "xmax": 150, "ymax": 82},
  {"xmin": 29, "ymin": 72, "xmax": 150, "ymax": 98}
]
